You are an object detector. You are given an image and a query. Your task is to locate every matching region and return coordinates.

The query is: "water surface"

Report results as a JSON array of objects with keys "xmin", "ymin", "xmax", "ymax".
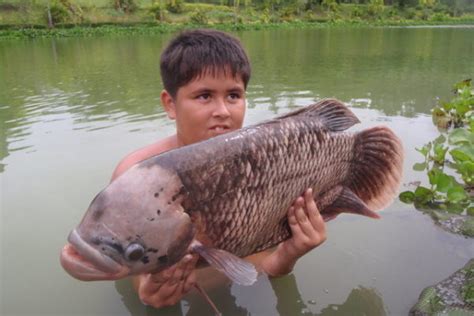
[{"xmin": 1, "ymin": 26, "xmax": 474, "ymax": 315}]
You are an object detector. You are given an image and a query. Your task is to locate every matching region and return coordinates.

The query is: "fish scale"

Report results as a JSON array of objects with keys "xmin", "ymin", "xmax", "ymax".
[{"xmin": 165, "ymin": 117, "xmax": 352, "ymax": 255}]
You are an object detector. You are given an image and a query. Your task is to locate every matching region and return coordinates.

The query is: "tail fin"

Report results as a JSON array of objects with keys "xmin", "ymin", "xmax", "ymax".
[{"xmin": 348, "ymin": 126, "xmax": 404, "ymax": 210}]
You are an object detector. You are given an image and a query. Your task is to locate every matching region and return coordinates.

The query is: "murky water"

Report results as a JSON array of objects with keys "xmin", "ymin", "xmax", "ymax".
[{"xmin": 1, "ymin": 27, "xmax": 474, "ymax": 315}]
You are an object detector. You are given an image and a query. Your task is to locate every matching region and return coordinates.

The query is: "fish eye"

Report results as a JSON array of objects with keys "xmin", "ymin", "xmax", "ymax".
[{"xmin": 125, "ymin": 243, "xmax": 145, "ymax": 261}]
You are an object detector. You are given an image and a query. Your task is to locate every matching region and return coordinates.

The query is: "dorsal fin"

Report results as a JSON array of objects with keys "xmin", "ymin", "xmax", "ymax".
[{"xmin": 275, "ymin": 98, "xmax": 360, "ymax": 132}]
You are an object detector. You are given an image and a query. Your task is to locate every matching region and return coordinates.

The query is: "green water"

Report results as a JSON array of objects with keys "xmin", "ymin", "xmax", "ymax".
[{"xmin": 1, "ymin": 27, "xmax": 474, "ymax": 315}]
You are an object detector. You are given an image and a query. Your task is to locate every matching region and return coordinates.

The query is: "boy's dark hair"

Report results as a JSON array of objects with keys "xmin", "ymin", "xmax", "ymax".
[{"xmin": 160, "ymin": 29, "xmax": 251, "ymax": 98}]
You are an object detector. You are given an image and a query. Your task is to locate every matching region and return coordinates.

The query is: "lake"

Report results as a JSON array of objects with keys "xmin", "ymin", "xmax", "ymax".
[{"xmin": 1, "ymin": 26, "xmax": 474, "ymax": 315}]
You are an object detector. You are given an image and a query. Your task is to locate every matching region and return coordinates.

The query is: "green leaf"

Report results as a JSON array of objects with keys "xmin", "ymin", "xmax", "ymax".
[
  {"xmin": 456, "ymin": 161, "xmax": 474, "ymax": 174},
  {"xmin": 436, "ymin": 173, "xmax": 453, "ymax": 193},
  {"xmin": 428, "ymin": 168, "xmax": 441, "ymax": 186},
  {"xmin": 467, "ymin": 207, "xmax": 474, "ymax": 216},
  {"xmin": 416, "ymin": 143, "xmax": 432, "ymax": 157},
  {"xmin": 413, "ymin": 162, "xmax": 427, "ymax": 171},
  {"xmin": 453, "ymin": 79, "xmax": 471, "ymax": 91},
  {"xmin": 441, "ymin": 101, "xmax": 454, "ymax": 111},
  {"xmin": 445, "ymin": 203, "xmax": 465, "ymax": 215},
  {"xmin": 454, "ymin": 101, "xmax": 470, "ymax": 116},
  {"xmin": 447, "ymin": 186, "xmax": 468, "ymax": 203},
  {"xmin": 433, "ymin": 134, "xmax": 446, "ymax": 145},
  {"xmin": 414, "ymin": 186, "xmax": 434, "ymax": 203},
  {"xmin": 450, "ymin": 146, "xmax": 474, "ymax": 163},
  {"xmin": 433, "ymin": 143, "xmax": 448, "ymax": 163},
  {"xmin": 399, "ymin": 191, "xmax": 415, "ymax": 204},
  {"xmin": 449, "ymin": 128, "xmax": 474, "ymax": 145}
]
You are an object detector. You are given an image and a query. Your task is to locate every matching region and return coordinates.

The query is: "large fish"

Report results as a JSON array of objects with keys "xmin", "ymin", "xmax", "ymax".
[{"xmin": 60, "ymin": 99, "xmax": 403, "ymax": 285}]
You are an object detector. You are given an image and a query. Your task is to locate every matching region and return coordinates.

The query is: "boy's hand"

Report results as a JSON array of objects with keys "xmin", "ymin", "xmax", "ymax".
[
  {"xmin": 261, "ymin": 188, "xmax": 326, "ymax": 277},
  {"xmin": 135, "ymin": 254, "xmax": 198, "ymax": 308}
]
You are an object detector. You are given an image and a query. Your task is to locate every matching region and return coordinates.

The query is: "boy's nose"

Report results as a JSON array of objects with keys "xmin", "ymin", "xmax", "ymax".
[{"xmin": 212, "ymin": 99, "xmax": 231, "ymax": 118}]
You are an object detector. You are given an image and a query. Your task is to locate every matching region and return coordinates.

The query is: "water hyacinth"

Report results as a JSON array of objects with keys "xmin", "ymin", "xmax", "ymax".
[{"xmin": 399, "ymin": 79, "xmax": 474, "ymax": 236}]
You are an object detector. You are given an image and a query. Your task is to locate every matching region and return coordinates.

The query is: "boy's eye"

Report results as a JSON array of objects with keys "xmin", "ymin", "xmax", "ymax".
[
  {"xmin": 197, "ymin": 94, "xmax": 210, "ymax": 100},
  {"xmin": 228, "ymin": 93, "xmax": 241, "ymax": 100}
]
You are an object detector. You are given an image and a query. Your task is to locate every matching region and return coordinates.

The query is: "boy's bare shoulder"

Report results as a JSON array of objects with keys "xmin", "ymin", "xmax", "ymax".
[{"xmin": 111, "ymin": 135, "xmax": 178, "ymax": 181}]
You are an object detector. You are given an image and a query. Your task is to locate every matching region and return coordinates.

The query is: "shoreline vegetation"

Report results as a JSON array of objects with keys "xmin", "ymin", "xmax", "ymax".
[{"xmin": 1, "ymin": 0, "xmax": 473, "ymax": 39}]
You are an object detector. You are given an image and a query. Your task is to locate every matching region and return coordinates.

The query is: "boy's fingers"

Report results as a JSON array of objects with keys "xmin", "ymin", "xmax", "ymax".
[
  {"xmin": 183, "ymin": 272, "xmax": 197, "ymax": 293},
  {"xmin": 170, "ymin": 260, "xmax": 188, "ymax": 285},
  {"xmin": 294, "ymin": 205, "xmax": 317, "ymax": 238},
  {"xmin": 304, "ymin": 189, "xmax": 324, "ymax": 229},
  {"xmin": 288, "ymin": 206, "xmax": 297, "ymax": 226},
  {"xmin": 139, "ymin": 274, "xmax": 163, "ymax": 300},
  {"xmin": 150, "ymin": 265, "xmax": 175, "ymax": 283}
]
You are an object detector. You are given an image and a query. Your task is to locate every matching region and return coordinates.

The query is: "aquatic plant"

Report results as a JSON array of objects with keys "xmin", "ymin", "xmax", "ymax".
[{"xmin": 399, "ymin": 79, "xmax": 474, "ymax": 236}]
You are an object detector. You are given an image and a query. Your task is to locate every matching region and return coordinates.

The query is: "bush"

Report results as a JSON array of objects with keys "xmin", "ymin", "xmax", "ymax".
[
  {"xmin": 403, "ymin": 7, "xmax": 417, "ymax": 19},
  {"xmin": 46, "ymin": 2, "xmax": 70, "ymax": 25},
  {"xmin": 322, "ymin": 0, "xmax": 338, "ymax": 12},
  {"xmin": 258, "ymin": 8, "xmax": 271, "ymax": 23},
  {"xmin": 183, "ymin": 3, "xmax": 233, "ymax": 13},
  {"xmin": 190, "ymin": 9, "xmax": 208, "ymax": 24},
  {"xmin": 416, "ymin": 8, "xmax": 432, "ymax": 20},
  {"xmin": 209, "ymin": 11, "xmax": 237, "ymax": 23},
  {"xmin": 430, "ymin": 12, "xmax": 449, "ymax": 21},
  {"xmin": 279, "ymin": 4, "xmax": 300, "ymax": 20},
  {"xmin": 367, "ymin": 0, "xmax": 384, "ymax": 17},
  {"xmin": 166, "ymin": 0, "xmax": 184, "ymax": 14},
  {"xmin": 149, "ymin": 4, "xmax": 167, "ymax": 21},
  {"xmin": 351, "ymin": 6, "xmax": 364, "ymax": 18},
  {"xmin": 112, "ymin": 0, "xmax": 138, "ymax": 14}
]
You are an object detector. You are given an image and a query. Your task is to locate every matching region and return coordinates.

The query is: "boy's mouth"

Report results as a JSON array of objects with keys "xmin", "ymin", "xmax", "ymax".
[{"xmin": 209, "ymin": 125, "xmax": 230, "ymax": 134}]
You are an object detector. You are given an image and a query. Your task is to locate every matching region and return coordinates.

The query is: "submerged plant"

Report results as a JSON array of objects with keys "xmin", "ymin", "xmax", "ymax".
[{"xmin": 400, "ymin": 79, "xmax": 474, "ymax": 235}]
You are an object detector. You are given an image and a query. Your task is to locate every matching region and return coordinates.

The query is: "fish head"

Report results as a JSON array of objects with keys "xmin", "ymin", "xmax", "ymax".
[{"xmin": 60, "ymin": 163, "xmax": 195, "ymax": 281}]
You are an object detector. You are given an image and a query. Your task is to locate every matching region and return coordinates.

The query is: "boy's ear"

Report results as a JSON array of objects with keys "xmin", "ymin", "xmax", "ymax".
[{"xmin": 161, "ymin": 90, "xmax": 176, "ymax": 120}]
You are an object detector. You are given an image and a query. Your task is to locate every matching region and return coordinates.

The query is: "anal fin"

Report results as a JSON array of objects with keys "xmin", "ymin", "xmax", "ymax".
[
  {"xmin": 323, "ymin": 187, "xmax": 380, "ymax": 221},
  {"xmin": 190, "ymin": 240, "xmax": 257, "ymax": 286}
]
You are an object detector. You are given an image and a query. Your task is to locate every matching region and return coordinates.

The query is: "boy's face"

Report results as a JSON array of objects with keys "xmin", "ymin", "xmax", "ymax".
[{"xmin": 162, "ymin": 70, "xmax": 246, "ymax": 146}]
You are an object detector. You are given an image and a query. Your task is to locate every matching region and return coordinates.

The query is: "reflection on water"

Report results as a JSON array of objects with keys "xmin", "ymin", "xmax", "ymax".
[{"xmin": 115, "ymin": 274, "xmax": 386, "ymax": 316}]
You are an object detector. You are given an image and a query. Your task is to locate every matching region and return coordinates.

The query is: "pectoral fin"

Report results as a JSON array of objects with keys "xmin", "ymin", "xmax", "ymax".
[
  {"xmin": 323, "ymin": 187, "xmax": 380, "ymax": 221},
  {"xmin": 190, "ymin": 241, "xmax": 257, "ymax": 286}
]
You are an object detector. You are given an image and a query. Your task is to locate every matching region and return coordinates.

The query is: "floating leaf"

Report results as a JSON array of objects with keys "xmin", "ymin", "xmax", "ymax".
[
  {"xmin": 413, "ymin": 162, "xmax": 427, "ymax": 171},
  {"xmin": 399, "ymin": 191, "xmax": 415, "ymax": 204},
  {"xmin": 447, "ymin": 186, "xmax": 468, "ymax": 203}
]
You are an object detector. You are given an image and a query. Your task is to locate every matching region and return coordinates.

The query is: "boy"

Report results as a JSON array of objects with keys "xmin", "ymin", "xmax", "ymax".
[{"xmin": 111, "ymin": 29, "xmax": 326, "ymax": 308}]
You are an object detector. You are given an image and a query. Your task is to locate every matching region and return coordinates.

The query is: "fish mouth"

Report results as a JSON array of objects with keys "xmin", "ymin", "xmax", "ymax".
[{"xmin": 60, "ymin": 229, "xmax": 129, "ymax": 281}]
